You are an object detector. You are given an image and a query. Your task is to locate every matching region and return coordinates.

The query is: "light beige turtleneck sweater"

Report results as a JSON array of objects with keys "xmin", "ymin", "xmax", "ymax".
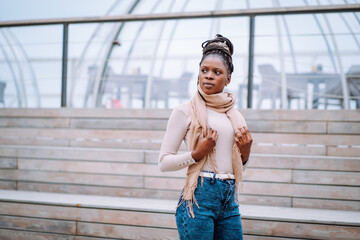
[{"xmin": 159, "ymin": 103, "xmax": 249, "ymax": 173}]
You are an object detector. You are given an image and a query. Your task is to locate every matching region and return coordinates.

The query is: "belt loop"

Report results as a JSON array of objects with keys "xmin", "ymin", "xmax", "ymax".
[{"xmin": 210, "ymin": 172, "xmax": 216, "ymax": 184}]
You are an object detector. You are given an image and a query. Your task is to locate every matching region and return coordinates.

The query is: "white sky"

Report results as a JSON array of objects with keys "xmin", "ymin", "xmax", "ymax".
[{"xmin": 0, "ymin": 0, "xmax": 116, "ymax": 21}]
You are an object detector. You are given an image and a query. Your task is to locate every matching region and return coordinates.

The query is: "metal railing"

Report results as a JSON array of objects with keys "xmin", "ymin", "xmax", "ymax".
[{"xmin": 0, "ymin": 4, "xmax": 359, "ymax": 108}]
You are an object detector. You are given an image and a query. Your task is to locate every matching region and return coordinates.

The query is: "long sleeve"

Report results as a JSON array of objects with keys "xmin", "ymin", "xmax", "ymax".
[{"xmin": 158, "ymin": 105, "xmax": 196, "ymax": 172}]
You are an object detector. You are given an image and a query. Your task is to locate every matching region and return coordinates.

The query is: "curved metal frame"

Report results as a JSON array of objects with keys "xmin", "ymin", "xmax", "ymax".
[
  {"xmin": 5, "ymin": 29, "xmax": 41, "ymax": 107},
  {"xmin": 320, "ymin": 3, "xmax": 349, "ymax": 108},
  {"xmin": 94, "ymin": 0, "xmax": 143, "ymax": 107},
  {"xmin": 120, "ymin": 0, "xmax": 162, "ymax": 75},
  {"xmin": 208, "ymin": 0, "xmax": 223, "ymax": 38},
  {"xmin": 0, "ymin": 36, "xmax": 22, "ymax": 107},
  {"xmin": 0, "ymin": 30, "xmax": 26, "ymax": 106},
  {"xmin": 85, "ymin": 1, "xmax": 139, "ymax": 107},
  {"xmin": 275, "ymin": 0, "xmax": 298, "ymax": 73},
  {"xmin": 69, "ymin": 0, "xmax": 123, "ymax": 107},
  {"xmin": 331, "ymin": 0, "xmax": 360, "ymax": 49},
  {"xmin": 344, "ymin": 0, "xmax": 360, "ymax": 24},
  {"xmin": 303, "ymin": 0, "xmax": 338, "ymax": 73},
  {"xmin": 158, "ymin": 0, "xmax": 190, "ymax": 78},
  {"xmin": 274, "ymin": 14, "xmax": 288, "ymax": 109},
  {"xmin": 144, "ymin": 0, "xmax": 177, "ymax": 108}
]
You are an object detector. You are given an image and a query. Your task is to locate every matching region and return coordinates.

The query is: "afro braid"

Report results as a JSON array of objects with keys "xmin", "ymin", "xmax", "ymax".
[{"xmin": 199, "ymin": 34, "xmax": 234, "ymax": 74}]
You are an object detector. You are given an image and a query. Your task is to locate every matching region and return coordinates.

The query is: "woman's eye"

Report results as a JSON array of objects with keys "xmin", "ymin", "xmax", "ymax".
[
  {"xmin": 201, "ymin": 69, "xmax": 207, "ymax": 73},
  {"xmin": 215, "ymin": 70, "xmax": 220, "ymax": 75}
]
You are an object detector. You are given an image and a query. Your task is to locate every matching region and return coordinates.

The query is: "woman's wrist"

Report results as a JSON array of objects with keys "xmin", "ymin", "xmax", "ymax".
[
  {"xmin": 191, "ymin": 151, "xmax": 203, "ymax": 162},
  {"xmin": 241, "ymin": 154, "xmax": 249, "ymax": 165},
  {"xmin": 191, "ymin": 151, "xmax": 200, "ymax": 162}
]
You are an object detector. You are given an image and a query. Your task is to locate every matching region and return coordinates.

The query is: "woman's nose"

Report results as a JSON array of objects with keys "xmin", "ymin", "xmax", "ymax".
[{"xmin": 205, "ymin": 71, "xmax": 214, "ymax": 79}]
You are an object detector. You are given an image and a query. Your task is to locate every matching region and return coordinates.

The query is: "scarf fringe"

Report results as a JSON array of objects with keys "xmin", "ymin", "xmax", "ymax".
[
  {"xmin": 234, "ymin": 181, "xmax": 243, "ymax": 204},
  {"xmin": 180, "ymin": 85, "xmax": 247, "ymax": 218},
  {"xmin": 177, "ymin": 169, "xmax": 202, "ymax": 218}
]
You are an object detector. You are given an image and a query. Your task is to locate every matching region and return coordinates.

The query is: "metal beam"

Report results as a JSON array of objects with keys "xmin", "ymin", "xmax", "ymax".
[
  {"xmin": 0, "ymin": 4, "xmax": 359, "ymax": 27},
  {"xmin": 247, "ymin": 16, "xmax": 255, "ymax": 109},
  {"xmin": 61, "ymin": 23, "xmax": 68, "ymax": 107}
]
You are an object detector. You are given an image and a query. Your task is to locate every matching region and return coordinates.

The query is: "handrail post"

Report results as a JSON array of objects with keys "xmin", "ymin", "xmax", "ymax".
[
  {"xmin": 61, "ymin": 23, "xmax": 69, "ymax": 107},
  {"xmin": 247, "ymin": 15, "xmax": 255, "ymax": 109}
]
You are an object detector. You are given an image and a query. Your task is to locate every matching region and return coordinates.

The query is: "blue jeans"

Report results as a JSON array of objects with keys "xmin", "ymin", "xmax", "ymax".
[{"xmin": 175, "ymin": 175, "xmax": 243, "ymax": 240}]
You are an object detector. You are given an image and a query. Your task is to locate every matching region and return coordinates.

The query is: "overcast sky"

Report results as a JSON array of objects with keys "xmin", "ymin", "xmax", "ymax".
[{"xmin": 0, "ymin": 0, "xmax": 116, "ymax": 21}]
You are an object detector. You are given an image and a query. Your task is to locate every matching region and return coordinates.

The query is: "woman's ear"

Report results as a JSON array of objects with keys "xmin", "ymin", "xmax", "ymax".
[{"xmin": 226, "ymin": 75, "xmax": 231, "ymax": 86}]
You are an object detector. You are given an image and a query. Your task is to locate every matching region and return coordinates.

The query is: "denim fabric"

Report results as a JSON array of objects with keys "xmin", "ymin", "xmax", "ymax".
[{"xmin": 175, "ymin": 174, "xmax": 243, "ymax": 240}]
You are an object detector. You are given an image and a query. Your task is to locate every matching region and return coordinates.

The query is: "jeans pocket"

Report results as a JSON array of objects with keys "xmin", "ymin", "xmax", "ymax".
[{"xmin": 175, "ymin": 201, "xmax": 191, "ymax": 240}]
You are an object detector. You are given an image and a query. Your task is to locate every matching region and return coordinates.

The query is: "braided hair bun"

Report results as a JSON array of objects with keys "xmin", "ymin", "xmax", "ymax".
[{"xmin": 200, "ymin": 34, "xmax": 234, "ymax": 74}]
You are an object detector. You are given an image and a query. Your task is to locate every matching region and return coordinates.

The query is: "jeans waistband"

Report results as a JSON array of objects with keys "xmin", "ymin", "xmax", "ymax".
[{"xmin": 200, "ymin": 171, "xmax": 235, "ymax": 180}]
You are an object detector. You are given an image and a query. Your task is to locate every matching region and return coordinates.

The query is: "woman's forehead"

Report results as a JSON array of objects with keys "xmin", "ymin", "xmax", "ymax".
[{"xmin": 200, "ymin": 55, "xmax": 226, "ymax": 68}]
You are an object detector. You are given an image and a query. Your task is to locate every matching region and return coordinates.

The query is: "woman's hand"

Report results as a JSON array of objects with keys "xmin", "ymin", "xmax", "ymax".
[
  {"xmin": 191, "ymin": 128, "xmax": 218, "ymax": 162},
  {"xmin": 234, "ymin": 126, "xmax": 253, "ymax": 164}
]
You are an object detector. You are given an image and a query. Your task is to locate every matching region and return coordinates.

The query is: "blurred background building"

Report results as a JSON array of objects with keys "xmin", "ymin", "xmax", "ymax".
[{"xmin": 0, "ymin": 0, "xmax": 359, "ymax": 110}]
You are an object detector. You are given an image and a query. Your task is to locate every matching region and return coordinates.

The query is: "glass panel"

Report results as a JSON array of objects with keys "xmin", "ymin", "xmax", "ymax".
[
  {"xmin": 67, "ymin": 17, "xmax": 248, "ymax": 109},
  {"xmin": 255, "ymin": 13, "xmax": 360, "ymax": 109},
  {"xmin": 0, "ymin": 25, "xmax": 62, "ymax": 108},
  {"xmin": 1, "ymin": 2, "xmax": 359, "ymax": 109},
  {"xmin": 68, "ymin": 22, "xmax": 121, "ymax": 108}
]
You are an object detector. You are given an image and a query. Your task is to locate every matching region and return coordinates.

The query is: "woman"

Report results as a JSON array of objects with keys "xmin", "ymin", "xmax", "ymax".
[{"xmin": 159, "ymin": 34, "xmax": 252, "ymax": 240}]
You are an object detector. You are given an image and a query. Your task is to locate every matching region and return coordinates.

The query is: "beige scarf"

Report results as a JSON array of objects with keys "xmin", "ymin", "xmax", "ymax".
[{"xmin": 180, "ymin": 85, "xmax": 247, "ymax": 218}]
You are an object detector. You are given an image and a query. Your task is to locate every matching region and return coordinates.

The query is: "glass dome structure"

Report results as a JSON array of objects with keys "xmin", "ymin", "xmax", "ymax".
[{"xmin": 0, "ymin": 0, "xmax": 359, "ymax": 109}]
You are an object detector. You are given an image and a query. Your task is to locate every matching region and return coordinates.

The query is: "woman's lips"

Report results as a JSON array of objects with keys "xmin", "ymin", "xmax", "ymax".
[{"xmin": 203, "ymin": 82, "xmax": 214, "ymax": 88}]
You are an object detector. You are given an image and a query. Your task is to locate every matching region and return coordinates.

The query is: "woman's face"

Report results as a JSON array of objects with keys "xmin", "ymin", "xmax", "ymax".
[{"xmin": 198, "ymin": 55, "xmax": 231, "ymax": 95}]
